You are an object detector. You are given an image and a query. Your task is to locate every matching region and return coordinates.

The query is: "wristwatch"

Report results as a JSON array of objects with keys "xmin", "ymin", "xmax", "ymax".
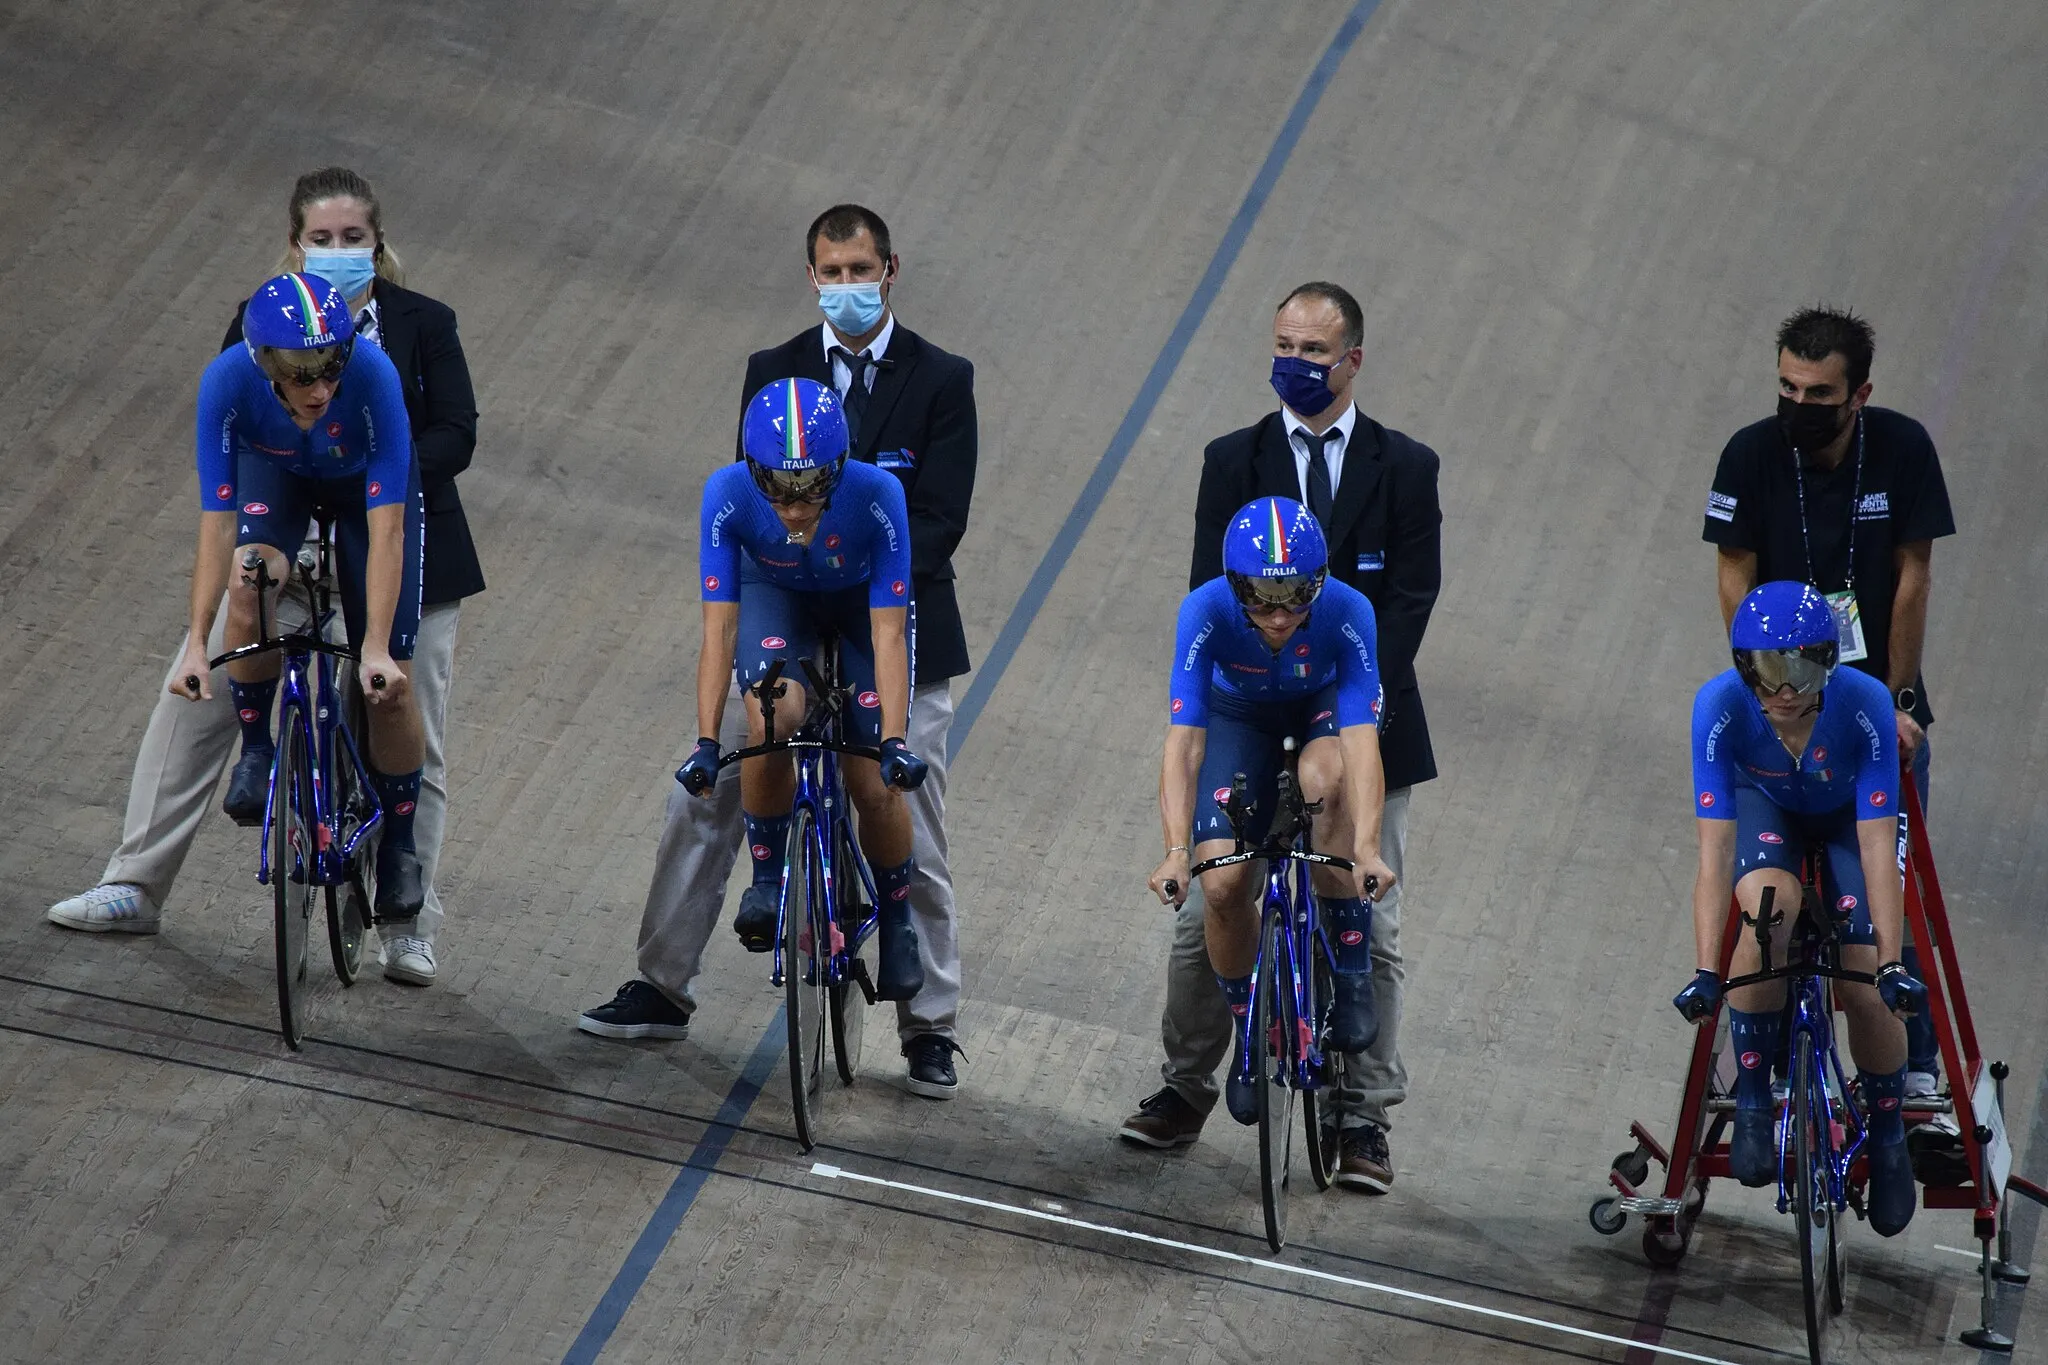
[{"xmin": 1893, "ymin": 685, "xmax": 1917, "ymax": 712}]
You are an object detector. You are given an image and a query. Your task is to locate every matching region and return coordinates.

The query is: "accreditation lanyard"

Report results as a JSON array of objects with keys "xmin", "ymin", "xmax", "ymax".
[{"xmin": 1793, "ymin": 412, "xmax": 1869, "ymax": 662}]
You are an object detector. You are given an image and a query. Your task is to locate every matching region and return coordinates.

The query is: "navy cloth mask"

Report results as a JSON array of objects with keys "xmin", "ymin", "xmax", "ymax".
[
  {"xmin": 818, "ymin": 280, "xmax": 886, "ymax": 335},
  {"xmin": 300, "ymin": 246, "xmax": 376, "ymax": 301},
  {"xmin": 1271, "ymin": 355, "xmax": 1333, "ymax": 415}
]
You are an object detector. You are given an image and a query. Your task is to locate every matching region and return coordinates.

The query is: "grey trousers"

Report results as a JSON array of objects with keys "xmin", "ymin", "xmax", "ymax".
[
  {"xmin": 1159, "ymin": 786, "xmax": 1412, "ymax": 1132},
  {"xmin": 101, "ymin": 597, "xmax": 462, "ymax": 943},
  {"xmin": 635, "ymin": 680, "xmax": 962, "ymax": 1043}
]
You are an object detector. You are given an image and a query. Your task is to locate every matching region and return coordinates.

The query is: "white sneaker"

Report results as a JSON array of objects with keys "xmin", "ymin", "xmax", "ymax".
[
  {"xmin": 382, "ymin": 933, "xmax": 436, "ymax": 986},
  {"xmin": 1905, "ymin": 1070, "xmax": 1940, "ymax": 1099},
  {"xmin": 47, "ymin": 884, "xmax": 161, "ymax": 934}
]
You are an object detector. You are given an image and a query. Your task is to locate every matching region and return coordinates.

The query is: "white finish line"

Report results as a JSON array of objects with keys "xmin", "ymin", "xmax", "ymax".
[{"xmin": 810, "ymin": 1163, "xmax": 1746, "ymax": 1364}]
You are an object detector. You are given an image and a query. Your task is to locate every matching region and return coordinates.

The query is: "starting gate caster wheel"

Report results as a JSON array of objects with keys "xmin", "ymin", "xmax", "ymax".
[
  {"xmin": 1642, "ymin": 1217, "xmax": 1691, "ymax": 1267},
  {"xmin": 1589, "ymin": 1197, "xmax": 1627, "ymax": 1236},
  {"xmin": 1611, "ymin": 1146, "xmax": 1653, "ymax": 1190}
]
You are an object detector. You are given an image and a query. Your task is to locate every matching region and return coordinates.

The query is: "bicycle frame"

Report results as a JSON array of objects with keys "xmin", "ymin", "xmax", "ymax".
[{"xmin": 211, "ymin": 524, "xmax": 383, "ymax": 890}]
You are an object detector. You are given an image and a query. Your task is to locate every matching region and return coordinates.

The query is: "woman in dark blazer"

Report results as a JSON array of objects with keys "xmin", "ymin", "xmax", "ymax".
[{"xmin": 50, "ymin": 167, "xmax": 483, "ymax": 990}]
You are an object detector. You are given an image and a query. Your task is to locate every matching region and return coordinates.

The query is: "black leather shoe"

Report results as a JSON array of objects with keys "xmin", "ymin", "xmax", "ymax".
[
  {"xmin": 1729, "ymin": 1109, "xmax": 1777, "ymax": 1187},
  {"xmin": 875, "ymin": 910, "xmax": 925, "ymax": 1001},
  {"xmin": 904, "ymin": 1034, "xmax": 963, "ymax": 1099},
  {"xmin": 1326, "ymin": 969, "xmax": 1379, "ymax": 1053},
  {"xmin": 733, "ymin": 885, "xmax": 778, "ymax": 952},
  {"xmin": 373, "ymin": 847, "xmax": 425, "ymax": 921},
  {"xmin": 222, "ymin": 748, "xmax": 273, "ymax": 826}
]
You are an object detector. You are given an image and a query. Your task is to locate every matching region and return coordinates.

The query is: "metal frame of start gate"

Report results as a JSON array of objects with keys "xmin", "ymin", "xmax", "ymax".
[{"xmin": 1595, "ymin": 761, "xmax": 2048, "ymax": 1353}]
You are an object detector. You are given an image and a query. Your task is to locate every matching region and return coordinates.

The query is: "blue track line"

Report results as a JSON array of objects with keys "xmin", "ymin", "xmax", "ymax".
[{"xmin": 564, "ymin": 3, "xmax": 1384, "ymax": 1356}]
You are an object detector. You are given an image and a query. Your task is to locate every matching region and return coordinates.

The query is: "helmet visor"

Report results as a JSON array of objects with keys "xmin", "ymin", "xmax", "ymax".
[
  {"xmin": 1229, "ymin": 567, "xmax": 1325, "ymax": 614},
  {"xmin": 748, "ymin": 459, "xmax": 842, "ymax": 505},
  {"xmin": 256, "ymin": 342, "xmax": 350, "ymax": 388},
  {"xmin": 1734, "ymin": 644, "xmax": 1836, "ymax": 696}
]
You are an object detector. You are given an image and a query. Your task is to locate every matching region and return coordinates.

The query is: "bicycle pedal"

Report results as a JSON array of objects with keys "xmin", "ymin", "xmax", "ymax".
[{"xmin": 850, "ymin": 957, "xmax": 878, "ymax": 1006}]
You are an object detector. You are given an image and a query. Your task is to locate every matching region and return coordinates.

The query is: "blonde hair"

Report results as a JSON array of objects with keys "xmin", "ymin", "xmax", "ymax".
[{"xmin": 273, "ymin": 166, "xmax": 406, "ymax": 285}]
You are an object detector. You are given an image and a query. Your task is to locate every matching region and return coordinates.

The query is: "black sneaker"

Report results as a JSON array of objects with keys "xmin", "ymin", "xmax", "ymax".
[
  {"xmin": 733, "ymin": 884, "xmax": 778, "ymax": 952},
  {"xmin": 374, "ymin": 847, "xmax": 425, "ymax": 921},
  {"xmin": 222, "ymin": 748, "xmax": 272, "ymax": 826},
  {"xmin": 578, "ymin": 981, "xmax": 692, "ymax": 1040},
  {"xmin": 904, "ymin": 1034, "xmax": 963, "ymax": 1099},
  {"xmin": 875, "ymin": 910, "xmax": 925, "ymax": 1001},
  {"xmin": 1326, "ymin": 969, "xmax": 1379, "ymax": 1053},
  {"xmin": 1117, "ymin": 1087, "xmax": 1206, "ymax": 1149}
]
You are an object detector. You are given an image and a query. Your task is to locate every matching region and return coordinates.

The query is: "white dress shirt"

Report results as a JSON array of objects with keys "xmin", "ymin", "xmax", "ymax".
[
  {"xmin": 1283, "ymin": 400, "xmax": 1359, "ymax": 504},
  {"xmin": 820, "ymin": 313, "xmax": 896, "ymax": 400}
]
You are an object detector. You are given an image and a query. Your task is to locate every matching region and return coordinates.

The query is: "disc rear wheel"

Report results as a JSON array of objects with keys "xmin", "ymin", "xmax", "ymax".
[
  {"xmin": 271, "ymin": 709, "xmax": 317, "ymax": 1049},
  {"xmin": 783, "ymin": 809, "xmax": 828, "ymax": 1149},
  {"xmin": 1254, "ymin": 910, "xmax": 1295, "ymax": 1252}
]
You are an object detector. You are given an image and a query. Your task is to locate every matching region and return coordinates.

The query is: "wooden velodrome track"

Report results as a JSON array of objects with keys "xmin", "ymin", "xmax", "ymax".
[{"xmin": 4, "ymin": 0, "xmax": 2046, "ymax": 1360}]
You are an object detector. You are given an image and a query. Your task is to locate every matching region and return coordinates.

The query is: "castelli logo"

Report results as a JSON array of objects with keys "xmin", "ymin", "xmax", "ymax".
[
  {"xmin": 751, "ymin": 844, "xmax": 771, "ymax": 859},
  {"xmin": 704, "ymin": 575, "xmax": 720, "ymax": 592},
  {"xmin": 761, "ymin": 636, "xmax": 787, "ymax": 649},
  {"xmin": 1837, "ymin": 894, "xmax": 1858, "ymax": 912},
  {"xmin": 892, "ymin": 580, "xmax": 906, "ymax": 596},
  {"xmin": 1739, "ymin": 1051, "xmax": 1763, "ymax": 1069},
  {"xmin": 1313, "ymin": 710, "xmax": 1333, "ymax": 723},
  {"xmin": 327, "ymin": 422, "xmax": 343, "ymax": 438},
  {"xmin": 1812, "ymin": 746, "xmax": 1827, "ymax": 763},
  {"xmin": 1295, "ymin": 643, "xmax": 1311, "ymax": 656},
  {"xmin": 1170, "ymin": 698, "xmax": 1184, "ymax": 714},
  {"xmin": 1878, "ymin": 1096, "xmax": 1900, "ymax": 1111},
  {"xmin": 216, "ymin": 483, "xmax": 234, "ymax": 500},
  {"xmin": 367, "ymin": 481, "xmax": 382, "ymax": 498},
  {"xmin": 1339, "ymin": 930, "xmax": 1365, "ymax": 946},
  {"xmin": 857, "ymin": 691, "xmax": 880, "ymax": 708},
  {"xmin": 396, "ymin": 801, "xmax": 415, "ymax": 816},
  {"xmin": 243, "ymin": 502, "xmax": 270, "ymax": 515},
  {"xmin": 1870, "ymin": 791, "xmax": 1888, "ymax": 807},
  {"xmin": 1213, "ymin": 787, "xmax": 1232, "ymax": 805},
  {"xmin": 1758, "ymin": 831, "xmax": 1783, "ymax": 844},
  {"xmin": 239, "ymin": 708, "xmax": 259, "ymax": 723},
  {"xmin": 1230, "ymin": 1004, "xmax": 1249, "ymax": 1017},
  {"xmin": 825, "ymin": 534, "xmax": 841, "ymax": 549},
  {"xmin": 891, "ymin": 886, "xmax": 910, "ymax": 900},
  {"xmin": 1699, "ymin": 792, "xmax": 1716, "ymax": 809}
]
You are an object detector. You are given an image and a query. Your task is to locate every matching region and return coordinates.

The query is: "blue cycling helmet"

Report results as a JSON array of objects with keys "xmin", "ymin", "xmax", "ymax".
[
  {"xmin": 1730, "ymin": 580, "xmax": 1839, "ymax": 695},
  {"xmin": 243, "ymin": 272, "xmax": 355, "ymax": 387},
  {"xmin": 741, "ymin": 377, "xmax": 851, "ymax": 504},
  {"xmin": 1222, "ymin": 496, "xmax": 1329, "ymax": 611}
]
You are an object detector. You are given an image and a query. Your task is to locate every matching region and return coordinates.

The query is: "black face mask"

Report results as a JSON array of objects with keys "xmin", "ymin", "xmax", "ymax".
[{"xmin": 1777, "ymin": 394, "xmax": 1850, "ymax": 451}]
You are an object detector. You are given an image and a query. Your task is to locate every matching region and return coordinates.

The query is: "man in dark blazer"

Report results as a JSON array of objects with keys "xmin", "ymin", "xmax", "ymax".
[
  {"xmin": 51, "ymin": 272, "xmax": 482, "ymax": 987},
  {"xmin": 581, "ymin": 205, "xmax": 980, "ymax": 1100},
  {"xmin": 1119, "ymin": 281, "xmax": 1442, "ymax": 1192}
]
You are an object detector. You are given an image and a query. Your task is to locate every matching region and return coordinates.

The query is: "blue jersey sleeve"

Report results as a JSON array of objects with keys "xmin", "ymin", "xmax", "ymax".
[
  {"xmin": 1331, "ymin": 590, "xmax": 1385, "ymax": 730},
  {"xmin": 1690, "ymin": 680, "xmax": 1738, "ymax": 819},
  {"xmin": 194, "ymin": 350, "xmax": 245, "ymax": 511},
  {"xmin": 1168, "ymin": 585, "xmax": 1220, "ymax": 727},
  {"xmin": 862, "ymin": 471, "xmax": 913, "ymax": 611},
  {"xmin": 699, "ymin": 466, "xmax": 745, "ymax": 603},
  {"xmin": 354, "ymin": 346, "xmax": 414, "ymax": 509},
  {"xmin": 1845, "ymin": 676, "xmax": 1900, "ymax": 819}
]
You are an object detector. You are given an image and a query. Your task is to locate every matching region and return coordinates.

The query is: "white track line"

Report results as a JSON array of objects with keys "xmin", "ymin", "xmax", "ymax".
[
  {"xmin": 1935, "ymin": 1244, "xmax": 1987, "ymax": 1261},
  {"xmin": 810, "ymin": 1162, "xmax": 1746, "ymax": 1365}
]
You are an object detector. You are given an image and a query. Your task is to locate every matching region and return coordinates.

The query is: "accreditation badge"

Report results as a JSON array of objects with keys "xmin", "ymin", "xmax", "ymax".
[{"xmin": 1824, "ymin": 590, "xmax": 1869, "ymax": 663}]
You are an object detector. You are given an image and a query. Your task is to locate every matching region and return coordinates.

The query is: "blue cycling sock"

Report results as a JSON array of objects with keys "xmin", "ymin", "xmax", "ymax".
[
  {"xmin": 875, "ymin": 856, "xmax": 917, "ymax": 923},
  {"xmin": 1216, "ymin": 973, "xmax": 1253, "ymax": 1025},
  {"xmin": 1901, "ymin": 943, "xmax": 1939, "ymax": 1076},
  {"xmin": 228, "ymin": 678, "xmax": 277, "ymax": 756},
  {"xmin": 1324, "ymin": 897, "xmax": 1373, "ymax": 974},
  {"xmin": 1728, "ymin": 1007, "xmax": 1782, "ymax": 1111},
  {"xmin": 743, "ymin": 812, "xmax": 792, "ymax": 890},
  {"xmin": 1861, "ymin": 1066, "xmax": 1908, "ymax": 1146},
  {"xmin": 371, "ymin": 768, "xmax": 422, "ymax": 854}
]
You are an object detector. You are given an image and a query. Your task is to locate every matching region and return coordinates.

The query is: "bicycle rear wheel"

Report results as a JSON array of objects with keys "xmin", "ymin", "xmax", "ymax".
[
  {"xmin": 829, "ymin": 822, "xmax": 869, "ymax": 1085},
  {"xmin": 1792, "ymin": 1042, "xmax": 1827, "ymax": 1365},
  {"xmin": 1255, "ymin": 910, "xmax": 1295, "ymax": 1252},
  {"xmin": 271, "ymin": 708, "xmax": 318, "ymax": 1049},
  {"xmin": 784, "ymin": 808, "xmax": 829, "ymax": 1150},
  {"xmin": 1304, "ymin": 945, "xmax": 1339, "ymax": 1191}
]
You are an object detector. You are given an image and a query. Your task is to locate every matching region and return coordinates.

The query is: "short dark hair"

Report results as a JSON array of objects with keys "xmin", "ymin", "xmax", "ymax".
[
  {"xmin": 1776, "ymin": 306, "xmax": 1875, "ymax": 390},
  {"xmin": 806, "ymin": 203, "xmax": 892, "ymax": 267},
  {"xmin": 1277, "ymin": 281, "xmax": 1364, "ymax": 350}
]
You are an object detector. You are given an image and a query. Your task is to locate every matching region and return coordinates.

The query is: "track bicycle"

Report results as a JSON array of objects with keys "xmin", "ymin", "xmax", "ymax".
[
  {"xmin": 203, "ymin": 519, "xmax": 382, "ymax": 1049},
  {"xmin": 1721, "ymin": 873, "xmax": 1876, "ymax": 1365},
  {"xmin": 1172, "ymin": 741, "xmax": 1363, "ymax": 1251},
  {"xmin": 710, "ymin": 646, "xmax": 883, "ymax": 1151}
]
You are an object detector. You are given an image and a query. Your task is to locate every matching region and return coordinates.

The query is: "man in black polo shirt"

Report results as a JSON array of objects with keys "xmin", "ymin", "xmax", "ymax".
[{"xmin": 1701, "ymin": 304, "xmax": 1958, "ymax": 1167}]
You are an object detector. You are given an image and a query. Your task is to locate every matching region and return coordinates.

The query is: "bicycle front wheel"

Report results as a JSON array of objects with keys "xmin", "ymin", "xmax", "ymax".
[
  {"xmin": 1792, "ymin": 1042, "xmax": 1827, "ymax": 1365},
  {"xmin": 784, "ymin": 808, "xmax": 829, "ymax": 1150},
  {"xmin": 271, "ymin": 707, "xmax": 318, "ymax": 1049},
  {"xmin": 1255, "ymin": 910, "xmax": 1295, "ymax": 1252}
]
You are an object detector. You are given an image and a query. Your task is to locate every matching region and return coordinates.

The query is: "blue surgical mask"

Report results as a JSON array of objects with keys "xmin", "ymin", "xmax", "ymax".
[
  {"xmin": 301, "ymin": 246, "xmax": 377, "ymax": 302},
  {"xmin": 817, "ymin": 280, "xmax": 887, "ymax": 336},
  {"xmin": 1270, "ymin": 355, "xmax": 1333, "ymax": 416}
]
